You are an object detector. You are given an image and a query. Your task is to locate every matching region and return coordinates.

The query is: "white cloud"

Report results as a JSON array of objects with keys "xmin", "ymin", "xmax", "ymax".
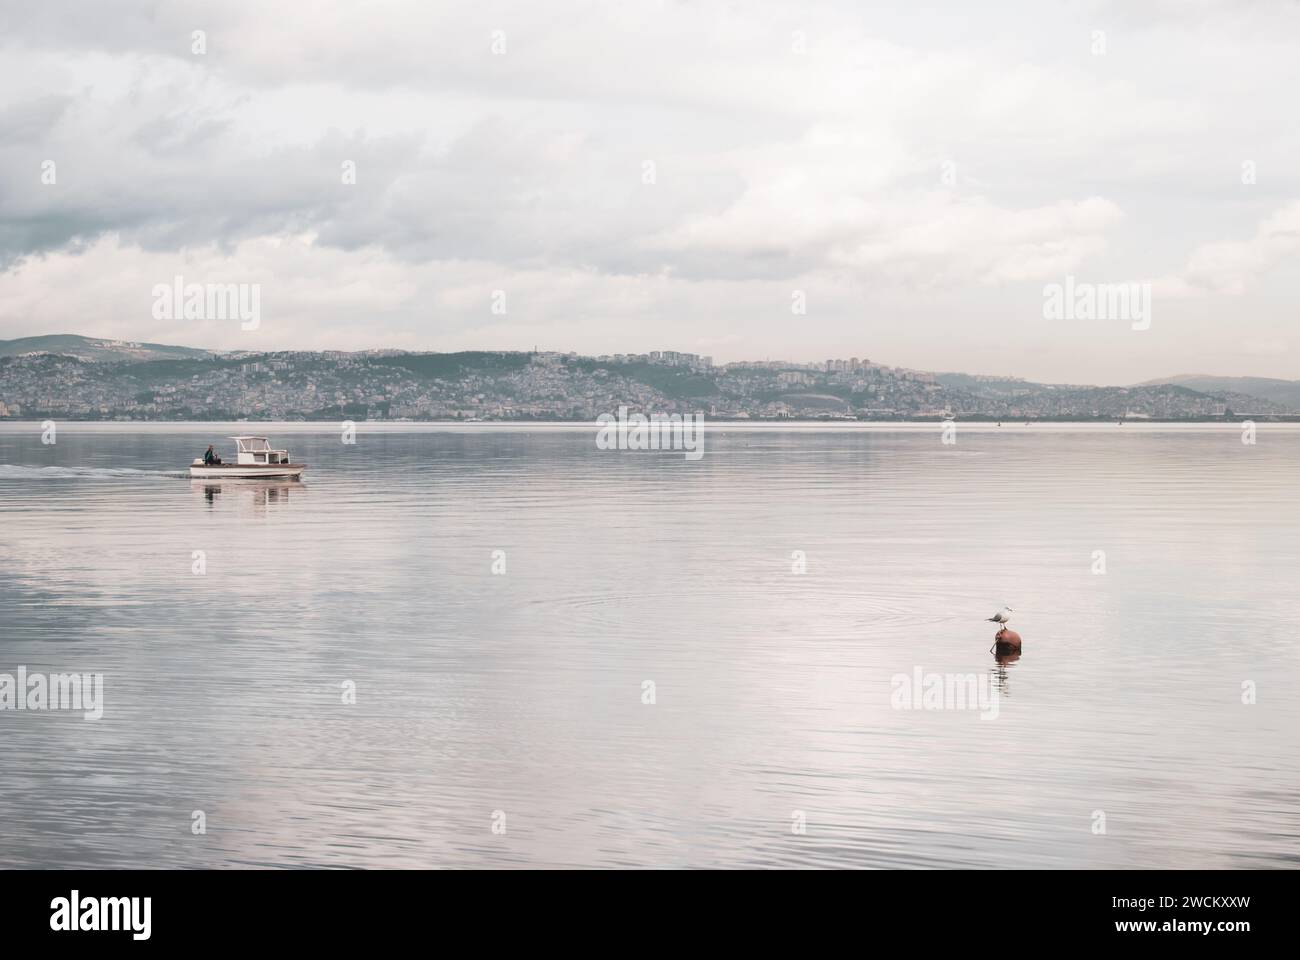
[{"xmin": 1177, "ymin": 201, "xmax": 1300, "ymax": 296}]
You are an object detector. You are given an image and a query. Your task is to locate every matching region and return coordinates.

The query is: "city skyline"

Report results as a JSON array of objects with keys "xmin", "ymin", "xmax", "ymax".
[{"xmin": 3, "ymin": 332, "xmax": 1292, "ymax": 422}]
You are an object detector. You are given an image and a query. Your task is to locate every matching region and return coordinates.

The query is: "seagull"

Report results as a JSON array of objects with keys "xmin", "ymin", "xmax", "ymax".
[{"xmin": 986, "ymin": 606, "xmax": 1013, "ymax": 626}]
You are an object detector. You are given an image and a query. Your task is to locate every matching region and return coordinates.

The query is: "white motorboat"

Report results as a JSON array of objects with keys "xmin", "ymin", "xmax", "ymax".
[{"xmin": 190, "ymin": 436, "xmax": 306, "ymax": 479}]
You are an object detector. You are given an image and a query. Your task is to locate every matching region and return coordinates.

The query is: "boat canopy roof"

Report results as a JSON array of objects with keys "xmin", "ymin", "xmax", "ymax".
[{"xmin": 229, "ymin": 435, "xmax": 274, "ymax": 451}]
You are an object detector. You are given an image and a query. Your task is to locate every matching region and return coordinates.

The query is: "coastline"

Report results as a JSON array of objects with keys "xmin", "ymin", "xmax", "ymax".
[{"xmin": 4, "ymin": 418, "xmax": 1298, "ymax": 431}]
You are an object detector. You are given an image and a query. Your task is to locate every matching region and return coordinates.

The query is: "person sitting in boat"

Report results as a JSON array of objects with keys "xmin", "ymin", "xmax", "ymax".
[{"xmin": 203, "ymin": 445, "xmax": 222, "ymax": 465}]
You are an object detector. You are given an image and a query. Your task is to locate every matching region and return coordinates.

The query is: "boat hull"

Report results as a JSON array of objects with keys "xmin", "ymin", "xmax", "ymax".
[{"xmin": 189, "ymin": 464, "xmax": 305, "ymax": 479}]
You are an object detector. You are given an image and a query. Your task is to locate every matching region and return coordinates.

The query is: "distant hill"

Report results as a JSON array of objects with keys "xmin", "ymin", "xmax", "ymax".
[
  {"xmin": 0, "ymin": 334, "xmax": 212, "ymax": 363},
  {"xmin": 1, "ymin": 333, "xmax": 1296, "ymax": 420},
  {"xmin": 935, "ymin": 371, "xmax": 1291, "ymax": 416},
  {"xmin": 1140, "ymin": 375, "xmax": 1300, "ymax": 413}
]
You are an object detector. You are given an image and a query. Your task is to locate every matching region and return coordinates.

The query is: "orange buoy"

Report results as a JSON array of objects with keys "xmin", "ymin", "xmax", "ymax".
[{"xmin": 994, "ymin": 627, "xmax": 1022, "ymax": 649}]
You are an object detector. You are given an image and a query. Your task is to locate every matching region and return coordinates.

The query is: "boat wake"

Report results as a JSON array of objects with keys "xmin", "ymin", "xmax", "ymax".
[{"xmin": 0, "ymin": 464, "xmax": 189, "ymax": 480}]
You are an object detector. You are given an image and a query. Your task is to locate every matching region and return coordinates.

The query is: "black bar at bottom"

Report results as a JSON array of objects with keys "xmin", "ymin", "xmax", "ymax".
[{"xmin": 0, "ymin": 869, "xmax": 1283, "ymax": 947}]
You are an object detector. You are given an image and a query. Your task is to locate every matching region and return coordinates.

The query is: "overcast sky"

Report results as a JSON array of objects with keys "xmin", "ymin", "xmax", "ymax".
[{"xmin": 1, "ymin": 0, "xmax": 1298, "ymax": 384}]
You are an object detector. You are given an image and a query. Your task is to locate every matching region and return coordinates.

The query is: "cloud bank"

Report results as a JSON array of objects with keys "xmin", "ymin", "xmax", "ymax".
[{"xmin": 1, "ymin": 0, "xmax": 1299, "ymax": 382}]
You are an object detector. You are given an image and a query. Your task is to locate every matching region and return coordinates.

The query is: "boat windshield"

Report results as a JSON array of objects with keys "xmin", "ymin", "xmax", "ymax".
[{"xmin": 235, "ymin": 437, "xmax": 271, "ymax": 452}]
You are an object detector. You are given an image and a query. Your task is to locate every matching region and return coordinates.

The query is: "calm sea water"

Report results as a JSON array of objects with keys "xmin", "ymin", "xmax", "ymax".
[{"xmin": 0, "ymin": 421, "xmax": 1297, "ymax": 869}]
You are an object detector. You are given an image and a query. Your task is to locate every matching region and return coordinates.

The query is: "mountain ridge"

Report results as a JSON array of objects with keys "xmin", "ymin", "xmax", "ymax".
[
  {"xmin": 1, "ymin": 334, "xmax": 1296, "ymax": 419},
  {"xmin": 1137, "ymin": 374, "xmax": 1300, "ymax": 411},
  {"xmin": 0, "ymin": 334, "xmax": 212, "ymax": 363}
]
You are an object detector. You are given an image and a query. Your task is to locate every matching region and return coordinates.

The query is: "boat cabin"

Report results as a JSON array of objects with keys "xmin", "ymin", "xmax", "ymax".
[{"xmin": 231, "ymin": 435, "xmax": 292, "ymax": 465}]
